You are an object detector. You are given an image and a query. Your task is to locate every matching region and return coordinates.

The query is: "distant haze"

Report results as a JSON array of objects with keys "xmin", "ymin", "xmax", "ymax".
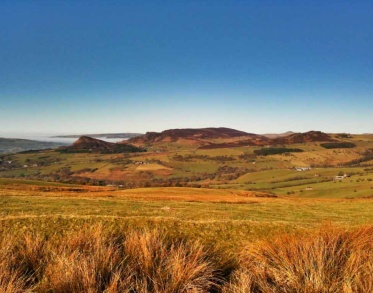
[{"xmin": 0, "ymin": 133, "xmax": 126, "ymax": 144}]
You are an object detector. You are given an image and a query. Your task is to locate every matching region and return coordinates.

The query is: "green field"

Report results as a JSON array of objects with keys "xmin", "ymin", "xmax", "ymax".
[{"xmin": 2, "ymin": 134, "xmax": 373, "ymax": 197}]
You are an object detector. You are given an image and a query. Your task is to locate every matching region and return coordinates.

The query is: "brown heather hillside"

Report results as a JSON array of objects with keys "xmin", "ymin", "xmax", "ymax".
[
  {"xmin": 197, "ymin": 130, "xmax": 334, "ymax": 149},
  {"xmin": 271, "ymin": 130, "xmax": 334, "ymax": 145},
  {"xmin": 60, "ymin": 136, "xmax": 144, "ymax": 154},
  {"xmin": 127, "ymin": 128, "xmax": 335, "ymax": 149},
  {"xmin": 127, "ymin": 127, "xmax": 253, "ymax": 144},
  {"xmin": 71, "ymin": 136, "xmax": 115, "ymax": 151}
]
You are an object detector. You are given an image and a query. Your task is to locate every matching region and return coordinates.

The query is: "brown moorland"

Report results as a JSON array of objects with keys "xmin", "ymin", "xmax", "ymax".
[{"xmin": 0, "ymin": 177, "xmax": 373, "ymax": 292}]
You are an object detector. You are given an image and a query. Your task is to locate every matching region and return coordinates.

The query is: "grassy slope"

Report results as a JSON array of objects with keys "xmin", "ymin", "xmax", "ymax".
[{"xmin": 1, "ymin": 180, "xmax": 372, "ymax": 254}]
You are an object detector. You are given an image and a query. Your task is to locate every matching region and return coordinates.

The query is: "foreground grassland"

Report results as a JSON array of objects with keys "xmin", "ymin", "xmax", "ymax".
[{"xmin": 0, "ymin": 180, "xmax": 372, "ymax": 292}]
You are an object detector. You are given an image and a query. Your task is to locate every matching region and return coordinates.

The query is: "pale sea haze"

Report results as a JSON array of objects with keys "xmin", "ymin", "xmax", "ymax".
[{"xmin": 0, "ymin": 133, "xmax": 126, "ymax": 144}]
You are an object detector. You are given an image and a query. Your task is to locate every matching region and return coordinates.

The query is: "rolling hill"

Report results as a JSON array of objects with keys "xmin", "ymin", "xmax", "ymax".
[
  {"xmin": 127, "ymin": 128, "xmax": 335, "ymax": 149},
  {"xmin": 271, "ymin": 131, "xmax": 334, "ymax": 145},
  {"xmin": 127, "ymin": 127, "xmax": 252, "ymax": 145},
  {"xmin": 59, "ymin": 136, "xmax": 144, "ymax": 154}
]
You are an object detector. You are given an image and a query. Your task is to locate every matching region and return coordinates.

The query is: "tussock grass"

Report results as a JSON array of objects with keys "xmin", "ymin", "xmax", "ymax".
[
  {"xmin": 0, "ymin": 226, "xmax": 221, "ymax": 292},
  {"xmin": 0, "ymin": 224, "xmax": 372, "ymax": 292},
  {"xmin": 223, "ymin": 225, "xmax": 373, "ymax": 293},
  {"xmin": 0, "ymin": 235, "xmax": 29, "ymax": 293}
]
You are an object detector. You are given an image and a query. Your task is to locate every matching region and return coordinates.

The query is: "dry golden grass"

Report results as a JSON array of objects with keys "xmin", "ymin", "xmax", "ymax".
[
  {"xmin": 223, "ymin": 225, "xmax": 373, "ymax": 293},
  {"xmin": 115, "ymin": 187, "xmax": 269, "ymax": 202},
  {"xmin": 0, "ymin": 235, "xmax": 28, "ymax": 293},
  {"xmin": 0, "ymin": 226, "xmax": 221, "ymax": 293},
  {"xmin": 1, "ymin": 180, "xmax": 373, "ymax": 292},
  {"xmin": 0, "ymin": 182, "xmax": 271, "ymax": 202},
  {"xmin": 0, "ymin": 224, "xmax": 372, "ymax": 292}
]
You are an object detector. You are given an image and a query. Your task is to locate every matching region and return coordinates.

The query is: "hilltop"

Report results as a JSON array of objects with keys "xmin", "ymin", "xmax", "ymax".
[
  {"xmin": 127, "ymin": 127, "xmax": 251, "ymax": 145},
  {"xmin": 272, "ymin": 131, "xmax": 334, "ymax": 145},
  {"xmin": 129, "ymin": 127, "xmax": 248, "ymax": 143},
  {"xmin": 59, "ymin": 136, "xmax": 144, "ymax": 154},
  {"xmin": 70, "ymin": 136, "xmax": 115, "ymax": 151}
]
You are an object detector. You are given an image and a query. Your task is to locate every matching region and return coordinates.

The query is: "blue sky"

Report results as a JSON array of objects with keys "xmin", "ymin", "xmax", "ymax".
[{"xmin": 1, "ymin": 0, "xmax": 372, "ymax": 135}]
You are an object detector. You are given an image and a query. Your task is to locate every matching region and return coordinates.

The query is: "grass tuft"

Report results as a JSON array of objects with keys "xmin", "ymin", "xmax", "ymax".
[
  {"xmin": 0, "ymin": 226, "xmax": 220, "ymax": 292},
  {"xmin": 223, "ymin": 225, "xmax": 373, "ymax": 292}
]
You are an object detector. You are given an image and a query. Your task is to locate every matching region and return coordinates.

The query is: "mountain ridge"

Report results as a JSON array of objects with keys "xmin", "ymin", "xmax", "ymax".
[
  {"xmin": 272, "ymin": 131, "xmax": 334, "ymax": 145},
  {"xmin": 128, "ymin": 127, "xmax": 258, "ymax": 144},
  {"xmin": 127, "ymin": 128, "xmax": 334, "ymax": 149}
]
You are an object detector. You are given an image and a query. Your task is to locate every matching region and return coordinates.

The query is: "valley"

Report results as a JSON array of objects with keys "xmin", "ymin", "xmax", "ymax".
[{"xmin": 1, "ymin": 128, "xmax": 373, "ymax": 199}]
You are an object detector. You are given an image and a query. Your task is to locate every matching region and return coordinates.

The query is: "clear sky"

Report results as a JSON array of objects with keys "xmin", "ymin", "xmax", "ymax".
[{"xmin": 1, "ymin": 0, "xmax": 372, "ymax": 135}]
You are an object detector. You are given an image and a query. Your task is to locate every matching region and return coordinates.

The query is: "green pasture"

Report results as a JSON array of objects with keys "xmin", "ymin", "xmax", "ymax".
[{"xmin": 2, "ymin": 137, "xmax": 373, "ymax": 199}]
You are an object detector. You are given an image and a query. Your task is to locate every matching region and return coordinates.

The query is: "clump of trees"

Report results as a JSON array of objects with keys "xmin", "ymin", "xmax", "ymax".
[
  {"xmin": 102, "ymin": 144, "xmax": 146, "ymax": 154},
  {"xmin": 321, "ymin": 142, "xmax": 356, "ymax": 149},
  {"xmin": 59, "ymin": 144, "xmax": 145, "ymax": 154},
  {"xmin": 254, "ymin": 148, "xmax": 303, "ymax": 156},
  {"xmin": 173, "ymin": 154, "xmax": 235, "ymax": 163}
]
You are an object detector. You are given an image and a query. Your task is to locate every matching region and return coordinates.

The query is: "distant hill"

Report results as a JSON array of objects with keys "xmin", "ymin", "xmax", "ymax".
[
  {"xmin": 0, "ymin": 138, "xmax": 65, "ymax": 154},
  {"xmin": 272, "ymin": 131, "xmax": 334, "ymax": 144},
  {"xmin": 69, "ymin": 136, "xmax": 115, "ymax": 152},
  {"xmin": 127, "ymin": 128, "xmax": 336, "ymax": 149},
  {"xmin": 128, "ymin": 127, "xmax": 253, "ymax": 145},
  {"xmin": 53, "ymin": 133, "xmax": 143, "ymax": 139},
  {"xmin": 59, "ymin": 136, "xmax": 144, "ymax": 154},
  {"xmin": 199, "ymin": 131, "xmax": 334, "ymax": 149}
]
